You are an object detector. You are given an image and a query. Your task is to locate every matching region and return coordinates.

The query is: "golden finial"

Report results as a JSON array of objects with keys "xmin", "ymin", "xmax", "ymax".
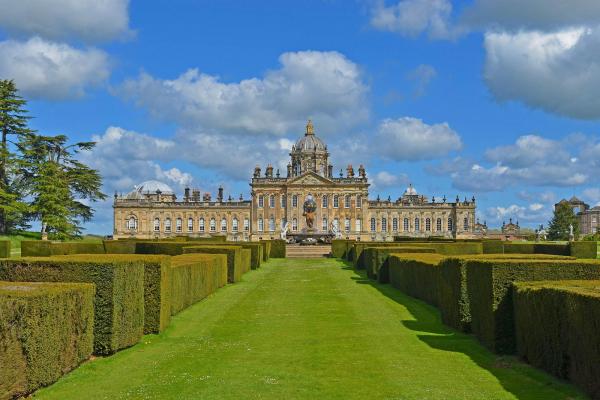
[{"xmin": 305, "ymin": 119, "xmax": 314, "ymax": 135}]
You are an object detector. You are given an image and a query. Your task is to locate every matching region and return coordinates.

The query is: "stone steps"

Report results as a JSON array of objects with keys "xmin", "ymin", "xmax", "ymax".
[{"xmin": 286, "ymin": 245, "xmax": 332, "ymax": 258}]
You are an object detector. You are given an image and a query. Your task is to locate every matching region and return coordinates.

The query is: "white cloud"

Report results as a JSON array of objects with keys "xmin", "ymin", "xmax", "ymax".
[
  {"xmin": 486, "ymin": 203, "xmax": 551, "ymax": 224},
  {"xmin": 407, "ymin": 64, "xmax": 437, "ymax": 97},
  {"xmin": 0, "ymin": 37, "xmax": 110, "ymax": 99},
  {"xmin": 375, "ymin": 117, "xmax": 462, "ymax": 161},
  {"xmin": 370, "ymin": 0, "xmax": 460, "ymax": 39},
  {"xmin": 118, "ymin": 51, "xmax": 369, "ymax": 136},
  {"xmin": 0, "ymin": 0, "xmax": 132, "ymax": 42},
  {"xmin": 372, "ymin": 171, "xmax": 409, "ymax": 190}
]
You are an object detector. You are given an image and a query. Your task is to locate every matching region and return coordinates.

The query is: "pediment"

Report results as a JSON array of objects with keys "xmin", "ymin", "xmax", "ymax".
[{"xmin": 287, "ymin": 172, "xmax": 334, "ymax": 186}]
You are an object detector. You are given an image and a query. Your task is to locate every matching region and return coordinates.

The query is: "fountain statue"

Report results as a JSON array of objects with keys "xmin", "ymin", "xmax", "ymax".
[{"xmin": 302, "ymin": 195, "xmax": 317, "ymax": 230}]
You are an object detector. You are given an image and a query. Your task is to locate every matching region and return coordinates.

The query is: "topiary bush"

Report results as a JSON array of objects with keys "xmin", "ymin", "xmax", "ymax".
[
  {"xmin": 0, "ymin": 240, "xmax": 10, "ymax": 258},
  {"xmin": 513, "ymin": 280, "xmax": 600, "ymax": 399},
  {"xmin": 0, "ymin": 282, "xmax": 95, "ymax": 399},
  {"xmin": 0, "ymin": 257, "xmax": 145, "ymax": 355},
  {"xmin": 363, "ymin": 247, "xmax": 436, "ymax": 283},
  {"xmin": 269, "ymin": 239, "xmax": 286, "ymax": 258},
  {"xmin": 388, "ymin": 254, "xmax": 447, "ymax": 307},
  {"xmin": 466, "ymin": 258, "xmax": 600, "ymax": 354},
  {"xmin": 331, "ymin": 239, "xmax": 353, "ymax": 258},
  {"xmin": 182, "ymin": 245, "xmax": 246, "ymax": 283},
  {"xmin": 197, "ymin": 242, "xmax": 263, "ymax": 269},
  {"xmin": 259, "ymin": 240, "xmax": 271, "ymax": 261}
]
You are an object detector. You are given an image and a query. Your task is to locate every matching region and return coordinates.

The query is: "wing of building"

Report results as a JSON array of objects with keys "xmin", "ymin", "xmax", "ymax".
[{"xmin": 113, "ymin": 121, "xmax": 477, "ymax": 241}]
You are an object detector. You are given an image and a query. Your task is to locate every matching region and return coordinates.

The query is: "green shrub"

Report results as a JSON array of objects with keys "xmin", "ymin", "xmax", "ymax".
[
  {"xmin": 533, "ymin": 243, "xmax": 570, "ymax": 256},
  {"xmin": 241, "ymin": 249, "xmax": 252, "ymax": 275},
  {"xmin": 0, "ymin": 240, "xmax": 10, "ymax": 258},
  {"xmin": 135, "ymin": 241, "xmax": 187, "ymax": 256},
  {"xmin": 259, "ymin": 240, "xmax": 271, "ymax": 261},
  {"xmin": 270, "ymin": 239, "xmax": 286, "ymax": 258},
  {"xmin": 363, "ymin": 247, "xmax": 436, "ymax": 283},
  {"xmin": 0, "ymin": 282, "xmax": 95, "ymax": 399},
  {"xmin": 331, "ymin": 240, "xmax": 354, "ymax": 259},
  {"xmin": 21, "ymin": 240, "xmax": 52, "ymax": 257},
  {"xmin": 482, "ymin": 240, "xmax": 504, "ymax": 254},
  {"xmin": 103, "ymin": 240, "xmax": 136, "ymax": 254},
  {"xmin": 182, "ymin": 245, "xmax": 246, "ymax": 283},
  {"xmin": 199, "ymin": 243, "xmax": 262, "ymax": 269},
  {"xmin": 570, "ymin": 241, "xmax": 600, "ymax": 259},
  {"xmin": 0, "ymin": 257, "xmax": 145, "ymax": 355},
  {"xmin": 513, "ymin": 280, "xmax": 600, "ymax": 398},
  {"xmin": 466, "ymin": 258, "xmax": 600, "ymax": 354},
  {"xmin": 388, "ymin": 254, "xmax": 447, "ymax": 307},
  {"xmin": 170, "ymin": 254, "xmax": 228, "ymax": 315},
  {"xmin": 20, "ymin": 241, "xmax": 105, "ymax": 257}
]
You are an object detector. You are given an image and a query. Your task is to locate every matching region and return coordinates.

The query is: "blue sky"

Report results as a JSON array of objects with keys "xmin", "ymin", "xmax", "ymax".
[{"xmin": 2, "ymin": 0, "xmax": 600, "ymax": 234}]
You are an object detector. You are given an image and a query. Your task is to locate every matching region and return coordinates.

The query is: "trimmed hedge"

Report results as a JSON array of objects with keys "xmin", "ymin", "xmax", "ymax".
[
  {"xmin": 482, "ymin": 240, "xmax": 504, "ymax": 254},
  {"xmin": 466, "ymin": 258, "xmax": 600, "ymax": 354},
  {"xmin": 103, "ymin": 240, "xmax": 136, "ymax": 254},
  {"xmin": 513, "ymin": 280, "xmax": 600, "ymax": 399},
  {"xmin": 259, "ymin": 240, "xmax": 271, "ymax": 261},
  {"xmin": 21, "ymin": 240, "xmax": 105, "ymax": 257},
  {"xmin": 570, "ymin": 241, "xmax": 600, "ymax": 259},
  {"xmin": 0, "ymin": 240, "xmax": 10, "ymax": 258},
  {"xmin": 194, "ymin": 242, "xmax": 263, "ymax": 269},
  {"xmin": 0, "ymin": 282, "xmax": 95, "ymax": 399},
  {"xmin": 241, "ymin": 249, "xmax": 251, "ymax": 274},
  {"xmin": 388, "ymin": 254, "xmax": 447, "ymax": 307},
  {"xmin": 134, "ymin": 241, "xmax": 187, "ymax": 256},
  {"xmin": 0, "ymin": 257, "xmax": 145, "ymax": 355},
  {"xmin": 363, "ymin": 247, "xmax": 436, "ymax": 283},
  {"xmin": 270, "ymin": 239, "xmax": 286, "ymax": 258},
  {"xmin": 182, "ymin": 245, "xmax": 246, "ymax": 283},
  {"xmin": 332, "ymin": 240, "xmax": 354, "ymax": 259},
  {"xmin": 169, "ymin": 254, "xmax": 228, "ymax": 315}
]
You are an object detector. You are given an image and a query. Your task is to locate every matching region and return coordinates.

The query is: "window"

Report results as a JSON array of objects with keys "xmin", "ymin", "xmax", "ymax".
[
  {"xmin": 165, "ymin": 218, "xmax": 172, "ymax": 233},
  {"xmin": 154, "ymin": 218, "xmax": 160, "ymax": 232},
  {"xmin": 425, "ymin": 218, "xmax": 431, "ymax": 232},
  {"xmin": 356, "ymin": 219, "xmax": 361, "ymax": 232},
  {"xmin": 269, "ymin": 216, "xmax": 275, "ymax": 232},
  {"xmin": 244, "ymin": 218, "xmax": 250, "ymax": 232},
  {"xmin": 403, "ymin": 218, "xmax": 409, "ymax": 231},
  {"xmin": 322, "ymin": 195, "xmax": 328, "ymax": 208},
  {"xmin": 269, "ymin": 195, "xmax": 275, "ymax": 208},
  {"xmin": 414, "ymin": 218, "xmax": 420, "ymax": 232},
  {"xmin": 281, "ymin": 195, "xmax": 286, "ymax": 208},
  {"xmin": 345, "ymin": 195, "xmax": 351, "ymax": 208},
  {"xmin": 448, "ymin": 218, "xmax": 453, "ymax": 231},
  {"xmin": 333, "ymin": 195, "xmax": 339, "ymax": 208},
  {"xmin": 292, "ymin": 218, "xmax": 298, "ymax": 231},
  {"xmin": 258, "ymin": 195, "xmax": 264, "ymax": 208},
  {"xmin": 357, "ymin": 195, "xmax": 362, "ymax": 208},
  {"xmin": 232, "ymin": 217, "xmax": 239, "ymax": 232},
  {"xmin": 221, "ymin": 218, "xmax": 227, "ymax": 232},
  {"xmin": 322, "ymin": 217, "xmax": 328, "ymax": 231},
  {"xmin": 392, "ymin": 218, "xmax": 398, "ymax": 232},
  {"xmin": 345, "ymin": 218, "xmax": 351, "ymax": 232},
  {"xmin": 292, "ymin": 195, "xmax": 298, "ymax": 207},
  {"xmin": 382, "ymin": 217, "xmax": 387, "ymax": 232},
  {"xmin": 199, "ymin": 218, "xmax": 205, "ymax": 232},
  {"xmin": 370, "ymin": 217, "xmax": 376, "ymax": 232},
  {"xmin": 210, "ymin": 218, "xmax": 216, "ymax": 232},
  {"xmin": 334, "ymin": 218, "xmax": 340, "ymax": 232},
  {"xmin": 127, "ymin": 217, "xmax": 137, "ymax": 230},
  {"xmin": 258, "ymin": 217, "xmax": 264, "ymax": 232},
  {"xmin": 436, "ymin": 218, "xmax": 442, "ymax": 232},
  {"xmin": 187, "ymin": 217, "xmax": 193, "ymax": 232},
  {"xmin": 176, "ymin": 217, "xmax": 182, "ymax": 233},
  {"xmin": 464, "ymin": 217, "xmax": 469, "ymax": 231}
]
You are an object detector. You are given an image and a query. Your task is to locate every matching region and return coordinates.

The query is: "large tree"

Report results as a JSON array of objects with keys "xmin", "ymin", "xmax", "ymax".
[
  {"xmin": 19, "ymin": 134, "xmax": 106, "ymax": 239},
  {"xmin": 0, "ymin": 80, "xmax": 31, "ymax": 233},
  {"xmin": 547, "ymin": 201, "xmax": 579, "ymax": 241}
]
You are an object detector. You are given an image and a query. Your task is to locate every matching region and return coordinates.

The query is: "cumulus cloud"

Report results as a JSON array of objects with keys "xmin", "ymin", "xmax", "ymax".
[
  {"xmin": 118, "ymin": 51, "xmax": 369, "ymax": 136},
  {"xmin": 485, "ymin": 202, "xmax": 552, "ymax": 224},
  {"xmin": 372, "ymin": 170, "xmax": 409, "ymax": 190},
  {"xmin": 374, "ymin": 117, "xmax": 462, "ymax": 161},
  {"xmin": 370, "ymin": 0, "xmax": 461, "ymax": 39},
  {"xmin": 0, "ymin": 37, "xmax": 110, "ymax": 99},
  {"xmin": 0, "ymin": 0, "xmax": 132, "ymax": 42}
]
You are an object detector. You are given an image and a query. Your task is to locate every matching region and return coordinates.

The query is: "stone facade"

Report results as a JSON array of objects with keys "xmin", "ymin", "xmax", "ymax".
[
  {"xmin": 556, "ymin": 197, "xmax": 600, "ymax": 235},
  {"xmin": 113, "ymin": 121, "xmax": 477, "ymax": 241}
]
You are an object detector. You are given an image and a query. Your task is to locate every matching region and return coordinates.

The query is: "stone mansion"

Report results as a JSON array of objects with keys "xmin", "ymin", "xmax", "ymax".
[{"xmin": 113, "ymin": 121, "xmax": 477, "ymax": 241}]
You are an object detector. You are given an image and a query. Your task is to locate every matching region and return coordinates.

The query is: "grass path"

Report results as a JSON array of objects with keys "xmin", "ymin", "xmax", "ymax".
[{"xmin": 34, "ymin": 258, "xmax": 585, "ymax": 399}]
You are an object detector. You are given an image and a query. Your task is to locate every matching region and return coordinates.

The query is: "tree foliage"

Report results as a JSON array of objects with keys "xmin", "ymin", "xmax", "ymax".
[{"xmin": 547, "ymin": 202, "xmax": 579, "ymax": 241}]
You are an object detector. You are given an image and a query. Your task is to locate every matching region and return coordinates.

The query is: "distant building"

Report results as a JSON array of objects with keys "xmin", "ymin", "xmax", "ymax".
[
  {"xmin": 501, "ymin": 218, "xmax": 520, "ymax": 236},
  {"xmin": 556, "ymin": 197, "xmax": 599, "ymax": 235}
]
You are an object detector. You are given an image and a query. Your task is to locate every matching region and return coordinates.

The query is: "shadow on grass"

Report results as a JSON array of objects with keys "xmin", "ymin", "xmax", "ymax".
[{"xmin": 339, "ymin": 260, "xmax": 587, "ymax": 400}]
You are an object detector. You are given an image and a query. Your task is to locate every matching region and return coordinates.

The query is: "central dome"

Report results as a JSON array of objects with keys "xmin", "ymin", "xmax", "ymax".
[
  {"xmin": 293, "ymin": 120, "xmax": 327, "ymax": 152},
  {"xmin": 136, "ymin": 180, "xmax": 174, "ymax": 195}
]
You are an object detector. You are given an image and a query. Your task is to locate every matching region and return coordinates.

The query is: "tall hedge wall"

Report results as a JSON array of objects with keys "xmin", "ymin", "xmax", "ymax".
[
  {"xmin": 269, "ymin": 239, "xmax": 286, "ymax": 258},
  {"xmin": 0, "ymin": 240, "xmax": 10, "ymax": 258},
  {"xmin": 103, "ymin": 240, "xmax": 136, "ymax": 254},
  {"xmin": 466, "ymin": 258, "xmax": 600, "ymax": 354},
  {"xmin": 182, "ymin": 245, "xmax": 245, "ymax": 283},
  {"xmin": 570, "ymin": 241, "xmax": 600, "ymax": 259},
  {"xmin": 0, "ymin": 258, "xmax": 145, "ymax": 355},
  {"xmin": 513, "ymin": 280, "xmax": 600, "ymax": 399},
  {"xmin": 259, "ymin": 240, "xmax": 271, "ymax": 261},
  {"xmin": 331, "ymin": 240, "xmax": 354, "ymax": 259},
  {"xmin": 363, "ymin": 247, "xmax": 436, "ymax": 283},
  {"xmin": 0, "ymin": 282, "xmax": 95, "ymax": 399},
  {"xmin": 169, "ymin": 254, "xmax": 228, "ymax": 315},
  {"xmin": 388, "ymin": 254, "xmax": 447, "ymax": 307},
  {"xmin": 195, "ymin": 242, "xmax": 262, "ymax": 269},
  {"xmin": 21, "ymin": 241, "xmax": 105, "ymax": 257}
]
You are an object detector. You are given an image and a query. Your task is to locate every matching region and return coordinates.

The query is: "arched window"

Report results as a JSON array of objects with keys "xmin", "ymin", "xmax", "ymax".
[
  {"xmin": 345, "ymin": 195, "xmax": 351, "ymax": 208},
  {"xmin": 199, "ymin": 217, "xmax": 205, "ymax": 232},
  {"xmin": 258, "ymin": 195, "xmax": 264, "ymax": 208},
  {"xmin": 464, "ymin": 217, "xmax": 469, "ymax": 231},
  {"xmin": 448, "ymin": 218, "xmax": 453, "ymax": 231},
  {"xmin": 322, "ymin": 217, "xmax": 328, "ymax": 231},
  {"xmin": 210, "ymin": 217, "xmax": 216, "ymax": 232},
  {"xmin": 403, "ymin": 218, "xmax": 409, "ymax": 231},
  {"xmin": 258, "ymin": 217, "xmax": 264, "ymax": 232},
  {"xmin": 176, "ymin": 217, "xmax": 182, "ymax": 233},
  {"xmin": 414, "ymin": 218, "xmax": 420, "ymax": 232},
  {"xmin": 322, "ymin": 195, "xmax": 328, "ymax": 208},
  {"xmin": 392, "ymin": 218, "xmax": 398, "ymax": 232},
  {"xmin": 357, "ymin": 195, "xmax": 362, "ymax": 208},
  {"xmin": 165, "ymin": 218, "xmax": 172, "ymax": 233},
  {"xmin": 232, "ymin": 217, "xmax": 239, "ymax": 232},
  {"xmin": 269, "ymin": 195, "xmax": 275, "ymax": 208},
  {"xmin": 382, "ymin": 217, "xmax": 387, "ymax": 232},
  {"xmin": 281, "ymin": 195, "xmax": 286, "ymax": 208},
  {"xmin": 127, "ymin": 216, "xmax": 137, "ymax": 230},
  {"xmin": 187, "ymin": 217, "xmax": 193, "ymax": 232},
  {"xmin": 244, "ymin": 218, "xmax": 250, "ymax": 232},
  {"xmin": 370, "ymin": 217, "xmax": 376, "ymax": 232},
  {"xmin": 154, "ymin": 217, "xmax": 160, "ymax": 232},
  {"xmin": 345, "ymin": 218, "xmax": 351, "ymax": 232},
  {"xmin": 356, "ymin": 219, "xmax": 361, "ymax": 232},
  {"xmin": 292, "ymin": 218, "xmax": 298, "ymax": 231},
  {"xmin": 425, "ymin": 218, "xmax": 431, "ymax": 232},
  {"xmin": 269, "ymin": 216, "xmax": 275, "ymax": 232},
  {"xmin": 334, "ymin": 218, "xmax": 340, "ymax": 231},
  {"xmin": 292, "ymin": 195, "xmax": 298, "ymax": 207},
  {"xmin": 333, "ymin": 195, "xmax": 339, "ymax": 208},
  {"xmin": 221, "ymin": 218, "xmax": 227, "ymax": 232},
  {"xmin": 436, "ymin": 218, "xmax": 442, "ymax": 232}
]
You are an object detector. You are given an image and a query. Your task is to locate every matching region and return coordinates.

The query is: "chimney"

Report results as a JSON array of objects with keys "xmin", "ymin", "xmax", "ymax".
[
  {"xmin": 217, "ymin": 186, "xmax": 224, "ymax": 202},
  {"xmin": 184, "ymin": 187, "xmax": 190, "ymax": 201}
]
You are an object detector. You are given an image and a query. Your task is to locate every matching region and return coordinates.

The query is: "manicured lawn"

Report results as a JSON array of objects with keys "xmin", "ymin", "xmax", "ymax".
[{"xmin": 33, "ymin": 258, "xmax": 586, "ymax": 399}]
